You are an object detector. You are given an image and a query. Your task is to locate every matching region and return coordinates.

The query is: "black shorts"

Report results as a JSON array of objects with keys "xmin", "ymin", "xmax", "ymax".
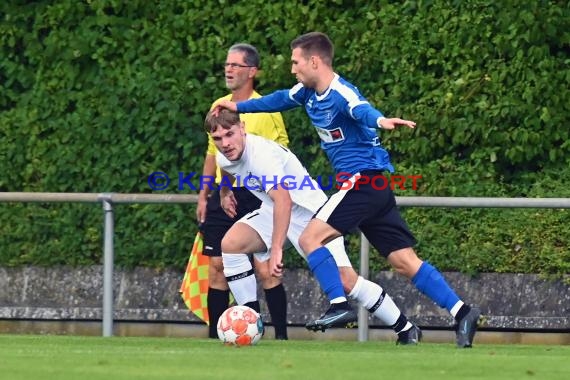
[
  {"xmin": 315, "ymin": 170, "xmax": 416, "ymax": 257},
  {"xmin": 202, "ymin": 187, "xmax": 262, "ymax": 257}
]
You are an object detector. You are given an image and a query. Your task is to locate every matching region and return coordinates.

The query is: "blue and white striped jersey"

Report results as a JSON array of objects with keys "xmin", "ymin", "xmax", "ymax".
[{"xmin": 236, "ymin": 74, "xmax": 394, "ymax": 175}]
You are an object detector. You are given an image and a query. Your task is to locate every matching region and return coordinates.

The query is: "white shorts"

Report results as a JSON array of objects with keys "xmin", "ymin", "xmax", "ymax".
[{"xmin": 238, "ymin": 202, "xmax": 352, "ymax": 267}]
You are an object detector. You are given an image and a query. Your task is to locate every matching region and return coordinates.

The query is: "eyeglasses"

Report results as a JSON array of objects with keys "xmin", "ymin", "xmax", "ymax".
[{"xmin": 224, "ymin": 63, "xmax": 255, "ymax": 69}]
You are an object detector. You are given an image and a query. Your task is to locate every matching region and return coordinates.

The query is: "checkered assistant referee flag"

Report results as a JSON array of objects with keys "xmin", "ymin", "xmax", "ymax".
[{"xmin": 180, "ymin": 231, "xmax": 210, "ymax": 324}]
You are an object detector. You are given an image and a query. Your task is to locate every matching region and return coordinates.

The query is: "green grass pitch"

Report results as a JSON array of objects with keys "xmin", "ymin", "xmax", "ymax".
[{"xmin": 0, "ymin": 334, "xmax": 568, "ymax": 380}]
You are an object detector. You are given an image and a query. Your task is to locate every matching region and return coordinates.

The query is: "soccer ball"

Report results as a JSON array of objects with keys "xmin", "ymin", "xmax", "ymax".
[{"xmin": 216, "ymin": 305, "xmax": 263, "ymax": 346}]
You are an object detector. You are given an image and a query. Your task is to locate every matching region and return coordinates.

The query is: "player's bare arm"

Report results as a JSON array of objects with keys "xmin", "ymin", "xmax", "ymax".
[
  {"xmin": 213, "ymin": 100, "xmax": 238, "ymax": 116},
  {"xmin": 219, "ymin": 169, "xmax": 237, "ymax": 218},
  {"xmin": 377, "ymin": 117, "xmax": 416, "ymax": 130},
  {"xmin": 267, "ymin": 185, "xmax": 293, "ymax": 277},
  {"xmin": 196, "ymin": 154, "xmax": 217, "ymax": 224}
]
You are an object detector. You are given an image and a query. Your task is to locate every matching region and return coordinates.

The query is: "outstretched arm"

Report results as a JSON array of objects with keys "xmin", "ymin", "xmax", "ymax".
[
  {"xmin": 351, "ymin": 102, "xmax": 416, "ymax": 130},
  {"xmin": 214, "ymin": 89, "xmax": 301, "ymax": 116},
  {"xmin": 377, "ymin": 117, "xmax": 416, "ymax": 130}
]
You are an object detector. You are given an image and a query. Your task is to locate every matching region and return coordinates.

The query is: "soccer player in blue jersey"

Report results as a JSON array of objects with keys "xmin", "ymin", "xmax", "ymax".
[{"xmin": 215, "ymin": 32, "xmax": 481, "ymax": 348}]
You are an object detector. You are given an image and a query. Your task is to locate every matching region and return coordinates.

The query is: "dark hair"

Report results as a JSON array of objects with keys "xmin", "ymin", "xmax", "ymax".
[
  {"xmin": 228, "ymin": 43, "xmax": 260, "ymax": 68},
  {"xmin": 290, "ymin": 32, "xmax": 334, "ymax": 66},
  {"xmin": 204, "ymin": 108, "xmax": 241, "ymax": 134}
]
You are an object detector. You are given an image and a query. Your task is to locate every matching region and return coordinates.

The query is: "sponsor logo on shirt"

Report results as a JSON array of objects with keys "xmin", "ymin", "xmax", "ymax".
[{"xmin": 315, "ymin": 126, "xmax": 345, "ymax": 143}]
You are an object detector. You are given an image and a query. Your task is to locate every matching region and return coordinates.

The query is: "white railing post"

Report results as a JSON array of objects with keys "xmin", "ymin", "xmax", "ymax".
[
  {"xmin": 101, "ymin": 194, "xmax": 114, "ymax": 337},
  {"xmin": 358, "ymin": 233, "xmax": 370, "ymax": 342}
]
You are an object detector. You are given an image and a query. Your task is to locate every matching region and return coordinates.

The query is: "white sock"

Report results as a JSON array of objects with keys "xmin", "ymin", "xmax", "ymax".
[
  {"xmin": 349, "ymin": 276, "xmax": 405, "ymax": 327},
  {"xmin": 450, "ymin": 300, "xmax": 464, "ymax": 318},
  {"xmin": 222, "ymin": 253, "xmax": 257, "ymax": 305}
]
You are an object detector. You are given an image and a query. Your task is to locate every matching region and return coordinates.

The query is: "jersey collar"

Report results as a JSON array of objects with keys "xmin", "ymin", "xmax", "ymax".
[{"xmin": 315, "ymin": 73, "xmax": 339, "ymax": 101}]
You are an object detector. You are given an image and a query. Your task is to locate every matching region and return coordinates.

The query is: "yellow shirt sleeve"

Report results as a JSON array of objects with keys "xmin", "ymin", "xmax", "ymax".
[{"xmin": 205, "ymin": 92, "xmax": 289, "ymax": 183}]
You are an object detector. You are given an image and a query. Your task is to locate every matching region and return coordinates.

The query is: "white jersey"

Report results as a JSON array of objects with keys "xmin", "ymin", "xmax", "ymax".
[
  {"xmin": 216, "ymin": 134, "xmax": 351, "ymax": 267},
  {"xmin": 216, "ymin": 134, "xmax": 327, "ymax": 213}
]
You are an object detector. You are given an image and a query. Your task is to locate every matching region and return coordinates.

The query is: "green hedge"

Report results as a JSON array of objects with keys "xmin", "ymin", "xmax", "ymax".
[{"xmin": 1, "ymin": 0, "xmax": 569, "ymax": 279}]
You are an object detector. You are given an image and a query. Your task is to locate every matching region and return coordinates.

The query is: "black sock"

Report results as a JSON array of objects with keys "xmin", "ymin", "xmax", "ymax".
[
  {"xmin": 207, "ymin": 288, "xmax": 229, "ymax": 339},
  {"xmin": 264, "ymin": 284, "xmax": 288, "ymax": 340},
  {"xmin": 391, "ymin": 313, "xmax": 409, "ymax": 334},
  {"xmin": 244, "ymin": 300, "xmax": 261, "ymax": 313},
  {"xmin": 455, "ymin": 304, "xmax": 472, "ymax": 323},
  {"xmin": 330, "ymin": 301, "xmax": 350, "ymax": 310}
]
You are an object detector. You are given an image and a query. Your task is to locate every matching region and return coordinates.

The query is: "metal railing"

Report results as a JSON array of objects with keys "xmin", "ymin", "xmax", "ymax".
[
  {"xmin": 0, "ymin": 192, "xmax": 198, "ymax": 337},
  {"xmin": 1, "ymin": 192, "xmax": 569, "ymax": 340}
]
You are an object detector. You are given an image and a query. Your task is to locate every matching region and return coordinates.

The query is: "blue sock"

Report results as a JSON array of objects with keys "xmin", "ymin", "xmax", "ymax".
[
  {"xmin": 412, "ymin": 261, "xmax": 460, "ymax": 312},
  {"xmin": 306, "ymin": 246, "xmax": 345, "ymax": 301}
]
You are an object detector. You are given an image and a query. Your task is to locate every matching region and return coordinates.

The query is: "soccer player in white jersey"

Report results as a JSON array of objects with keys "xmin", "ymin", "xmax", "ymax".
[
  {"xmin": 205, "ymin": 108, "xmax": 422, "ymax": 344},
  {"xmin": 197, "ymin": 43, "xmax": 289, "ymax": 340},
  {"xmin": 215, "ymin": 32, "xmax": 480, "ymax": 348}
]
